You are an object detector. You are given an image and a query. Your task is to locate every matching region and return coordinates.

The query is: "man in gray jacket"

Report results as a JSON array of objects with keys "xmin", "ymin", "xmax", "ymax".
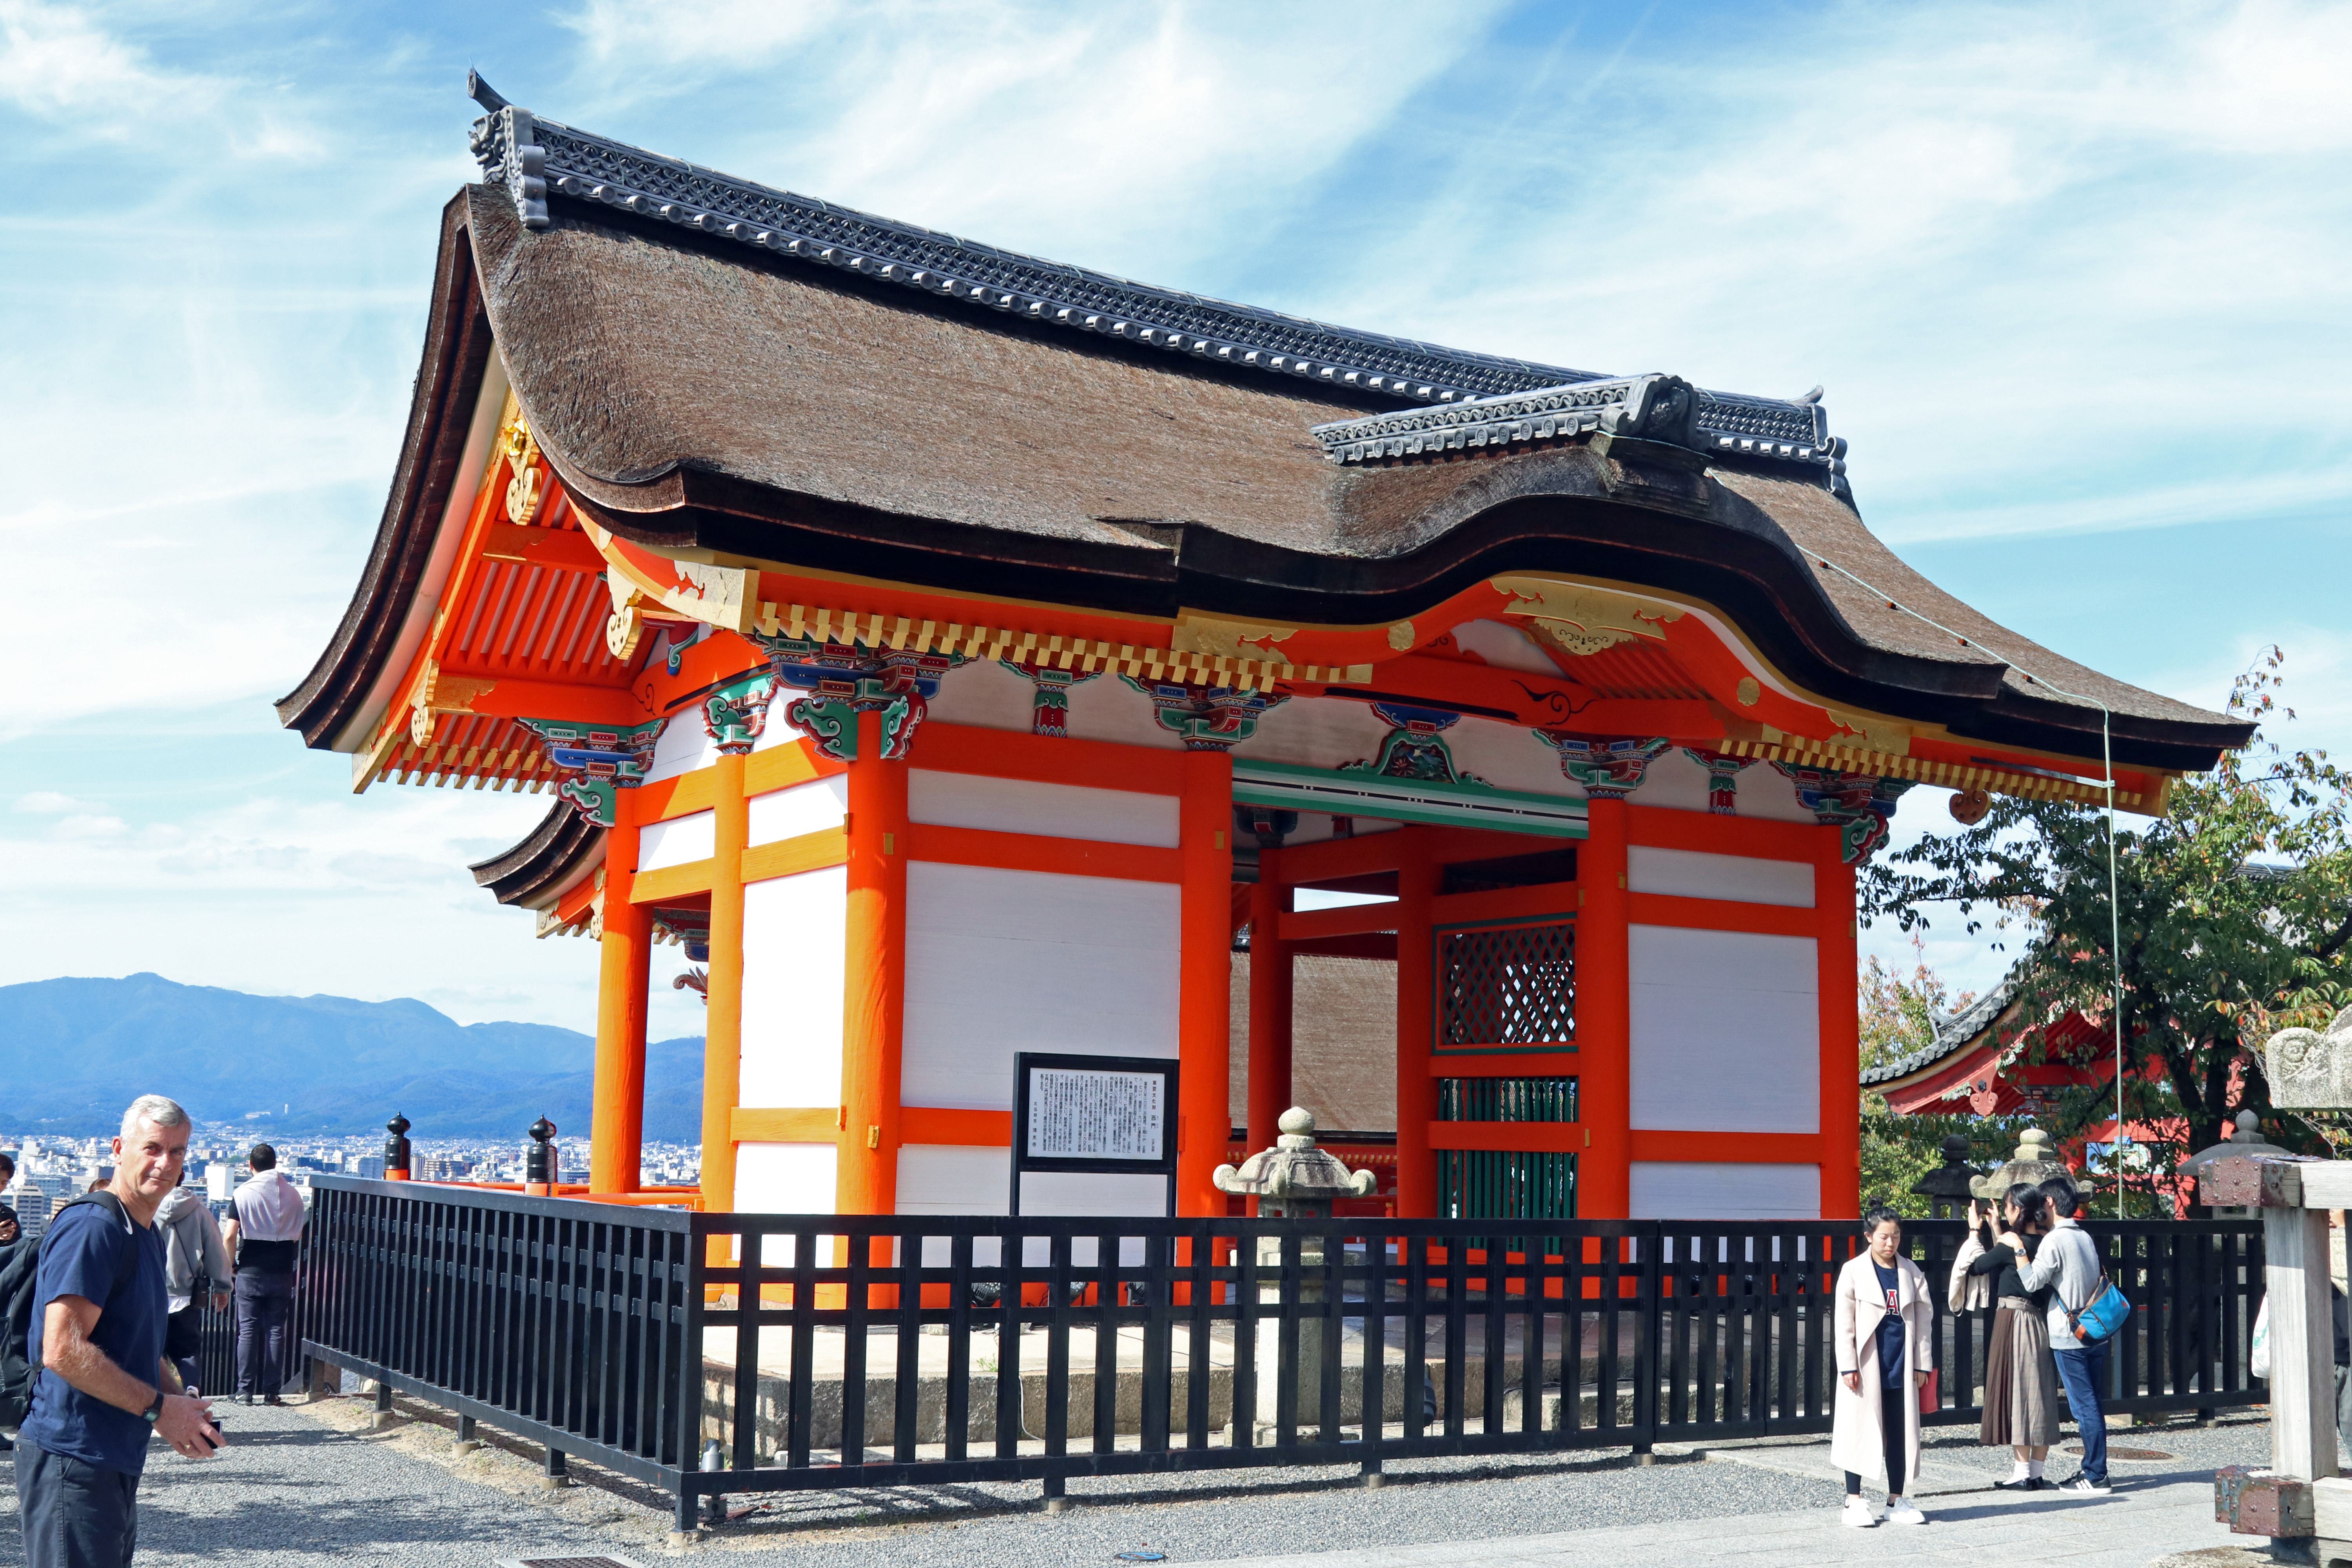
[
  {"xmin": 156, "ymin": 1186, "xmax": 229, "ymax": 1395},
  {"xmin": 2016, "ymin": 1178, "xmax": 2113, "ymax": 1494}
]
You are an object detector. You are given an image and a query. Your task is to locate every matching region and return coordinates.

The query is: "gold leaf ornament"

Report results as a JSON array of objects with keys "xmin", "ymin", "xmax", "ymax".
[
  {"xmin": 1171, "ymin": 616, "xmax": 1299, "ymax": 661},
  {"xmin": 1492, "ymin": 577, "xmax": 1683, "ymax": 657}
]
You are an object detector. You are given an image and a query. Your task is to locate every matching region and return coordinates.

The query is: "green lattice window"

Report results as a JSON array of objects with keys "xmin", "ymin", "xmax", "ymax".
[
  {"xmin": 1437, "ymin": 1150, "xmax": 1578, "ymax": 1223},
  {"xmin": 1436, "ymin": 1076, "xmax": 1579, "ymax": 1123},
  {"xmin": 1437, "ymin": 921, "xmax": 1574, "ymax": 1047}
]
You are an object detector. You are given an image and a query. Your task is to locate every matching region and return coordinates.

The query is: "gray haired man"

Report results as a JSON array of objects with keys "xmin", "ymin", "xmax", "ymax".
[{"xmin": 18, "ymin": 1096, "xmax": 224, "ymax": 1565}]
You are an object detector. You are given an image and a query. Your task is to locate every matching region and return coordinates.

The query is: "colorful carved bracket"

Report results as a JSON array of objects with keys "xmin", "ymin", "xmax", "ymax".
[
  {"xmin": 517, "ymin": 715, "xmax": 668, "ymax": 827},
  {"xmin": 701, "ymin": 671, "xmax": 777, "ymax": 755},
  {"xmin": 755, "ymin": 633, "xmax": 961, "ymax": 761},
  {"xmin": 1119, "ymin": 676, "xmax": 1287, "ymax": 751},
  {"xmin": 1772, "ymin": 762, "xmax": 1916, "ymax": 863},
  {"xmin": 1343, "ymin": 702, "xmax": 1488, "ymax": 786},
  {"xmin": 1681, "ymin": 747, "xmax": 1759, "ymax": 816},
  {"xmin": 1002, "ymin": 659, "xmax": 1102, "ymax": 738},
  {"xmin": 1537, "ymin": 733, "xmax": 1671, "ymax": 799}
]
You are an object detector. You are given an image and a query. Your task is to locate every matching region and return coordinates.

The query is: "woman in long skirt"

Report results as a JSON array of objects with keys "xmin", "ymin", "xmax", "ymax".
[
  {"xmin": 1831, "ymin": 1205, "xmax": 1934, "ymax": 1527},
  {"xmin": 1969, "ymin": 1183, "xmax": 2061, "ymax": 1489}
]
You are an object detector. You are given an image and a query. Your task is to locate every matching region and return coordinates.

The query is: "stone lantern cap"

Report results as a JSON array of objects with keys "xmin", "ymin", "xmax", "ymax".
[
  {"xmin": 1912, "ymin": 1134, "xmax": 1979, "ymax": 1202},
  {"xmin": 2177, "ymin": 1109, "xmax": 2296, "ymax": 1181},
  {"xmin": 1969, "ymin": 1126, "xmax": 2071, "ymax": 1203},
  {"xmin": 1214, "ymin": 1108, "xmax": 1378, "ymax": 1202},
  {"xmin": 2267, "ymin": 1008, "xmax": 2352, "ymax": 1110}
]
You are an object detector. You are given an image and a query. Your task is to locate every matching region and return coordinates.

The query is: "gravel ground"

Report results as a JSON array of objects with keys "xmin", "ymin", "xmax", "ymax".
[{"xmin": 0, "ymin": 1400, "xmax": 2272, "ymax": 1566}]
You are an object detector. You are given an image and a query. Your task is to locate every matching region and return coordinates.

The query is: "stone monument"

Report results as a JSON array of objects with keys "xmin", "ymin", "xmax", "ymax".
[
  {"xmin": 2268, "ymin": 1008, "xmax": 2352, "ymax": 1111},
  {"xmin": 2180, "ymin": 1110, "xmax": 2299, "ymax": 1220},
  {"xmin": 1911, "ymin": 1134, "xmax": 1980, "ymax": 1220},
  {"xmin": 1213, "ymin": 1108, "xmax": 1379, "ymax": 1442}
]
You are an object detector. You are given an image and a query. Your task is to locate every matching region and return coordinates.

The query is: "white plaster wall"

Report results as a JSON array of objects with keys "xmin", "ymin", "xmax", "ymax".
[
  {"xmin": 1628, "ymin": 925, "xmax": 1818, "ymax": 1133},
  {"xmin": 1628, "ymin": 846, "xmax": 1815, "ymax": 907},
  {"xmin": 1627, "ymin": 748, "xmax": 1711, "ymax": 814},
  {"xmin": 902, "ymin": 863, "xmax": 1180, "ymax": 1110},
  {"xmin": 1735, "ymin": 763, "xmax": 1818, "ymax": 824},
  {"xmin": 1065, "ymin": 673, "xmax": 1179, "ymax": 750},
  {"xmin": 909, "ymin": 771, "xmax": 1180, "ymax": 848},
  {"xmin": 739, "ymin": 865, "xmax": 847, "ymax": 1107},
  {"xmin": 1228, "ymin": 694, "xmax": 1393, "ymax": 772},
  {"xmin": 897, "ymin": 1143, "xmax": 1161, "ymax": 1259},
  {"xmin": 638, "ymin": 809, "xmax": 714, "ymax": 870},
  {"xmin": 733, "ymin": 1142, "xmax": 838, "ymax": 1255},
  {"xmin": 1630, "ymin": 1162, "xmax": 1820, "ymax": 1220},
  {"xmin": 643, "ymin": 711, "xmax": 718, "ymax": 785},
  {"xmin": 748, "ymin": 775, "xmax": 848, "ymax": 846},
  {"xmin": 1444, "ymin": 714, "xmax": 1577, "ymax": 796},
  {"xmin": 1448, "ymin": 620, "xmax": 1562, "ymax": 675},
  {"xmin": 926, "ymin": 658, "xmax": 1038, "ymax": 733},
  {"xmin": 749, "ymin": 700, "xmax": 810, "ymax": 752}
]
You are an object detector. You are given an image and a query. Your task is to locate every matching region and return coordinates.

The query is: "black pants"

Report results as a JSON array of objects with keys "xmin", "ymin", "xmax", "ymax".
[
  {"xmin": 163, "ymin": 1304, "xmax": 203, "ymax": 1395},
  {"xmin": 1844, "ymin": 1384, "xmax": 1909, "ymax": 1498},
  {"xmin": 234, "ymin": 1272, "xmax": 295, "ymax": 1395},
  {"xmin": 16, "ymin": 1441, "xmax": 137, "ymax": 1568}
]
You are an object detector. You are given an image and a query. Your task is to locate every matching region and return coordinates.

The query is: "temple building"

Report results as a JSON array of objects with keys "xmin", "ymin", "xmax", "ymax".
[{"xmin": 278, "ymin": 78, "xmax": 2252, "ymax": 1225}]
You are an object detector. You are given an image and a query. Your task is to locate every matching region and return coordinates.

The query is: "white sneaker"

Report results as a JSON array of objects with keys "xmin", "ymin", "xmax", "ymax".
[
  {"xmin": 1841, "ymin": 1497, "xmax": 1878, "ymax": 1527},
  {"xmin": 1886, "ymin": 1499, "xmax": 1926, "ymax": 1525}
]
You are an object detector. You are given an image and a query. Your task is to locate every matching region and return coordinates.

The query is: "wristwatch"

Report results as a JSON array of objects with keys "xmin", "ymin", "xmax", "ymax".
[{"xmin": 141, "ymin": 1392, "xmax": 163, "ymax": 1426}]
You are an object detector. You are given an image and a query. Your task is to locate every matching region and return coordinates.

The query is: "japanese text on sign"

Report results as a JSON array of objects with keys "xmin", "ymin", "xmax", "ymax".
[{"xmin": 1025, "ymin": 1068, "xmax": 1165, "ymax": 1161}]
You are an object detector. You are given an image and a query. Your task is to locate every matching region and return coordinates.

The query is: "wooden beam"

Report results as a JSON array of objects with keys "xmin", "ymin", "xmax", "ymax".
[
  {"xmin": 1625, "ymin": 891, "xmax": 1815, "ymax": 939},
  {"xmin": 1430, "ymin": 882, "xmax": 1577, "ymax": 928},
  {"xmin": 479, "ymin": 522, "xmax": 608, "ymax": 573},
  {"xmin": 1279, "ymin": 902, "xmax": 1401, "ymax": 942}
]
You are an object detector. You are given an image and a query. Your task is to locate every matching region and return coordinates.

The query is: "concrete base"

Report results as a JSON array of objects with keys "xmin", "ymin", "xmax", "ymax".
[
  {"xmin": 368, "ymin": 1412, "xmax": 400, "ymax": 1432},
  {"xmin": 666, "ymin": 1529, "xmax": 704, "ymax": 1550},
  {"xmin": 1042, "ymin": 1496, "xmax": 1072, "ymax": 1515},
  {"xmin": 535, "ymin": 1474, "xmax": 570, "ymax": 1491},
  {"xmin": 450, "ymin": 1439, "xmax": 481, "ymax": 1454}
]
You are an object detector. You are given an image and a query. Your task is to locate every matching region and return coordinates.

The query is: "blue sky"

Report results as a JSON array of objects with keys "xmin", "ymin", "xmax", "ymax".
[{"xmin": 3, "ymin": 0, "xmax": 2347, "ymax": 1038}]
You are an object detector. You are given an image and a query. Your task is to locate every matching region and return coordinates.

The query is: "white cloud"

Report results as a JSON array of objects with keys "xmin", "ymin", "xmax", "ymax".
[
  {"xmin": 0, "ymin": 0, "xmax": 200, "ymax": 120},
  {"xmin": 15, "ymin": 790, "xmax": 85, "ymax": 813}
]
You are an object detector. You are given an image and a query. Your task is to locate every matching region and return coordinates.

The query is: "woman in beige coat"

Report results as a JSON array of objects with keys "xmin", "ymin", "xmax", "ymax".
[{"xmin": 1832, "ymin": 1205, "xmax": 1935, "ymax": 1527}]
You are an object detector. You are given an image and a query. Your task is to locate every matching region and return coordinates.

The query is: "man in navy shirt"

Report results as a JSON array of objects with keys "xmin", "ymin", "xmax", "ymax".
[{"xmin": 18, "ymin": 1096, "xmax": 223, "ymax": 1565}]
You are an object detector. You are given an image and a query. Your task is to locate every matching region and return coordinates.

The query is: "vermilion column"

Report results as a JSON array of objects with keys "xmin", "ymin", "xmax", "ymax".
[
  {"xmin": 699, "ymin": 750, "xmax": 750, "ymax": 1213},
  {"xmin": 1578, "ymin": 799, "xmax": 1633, "ymax": 1219},
  {"xmin": 589, "ymin": 789, "xmax": 651, "ymax": 1193},
  {"xmin": 1816, "ymin": 841, "xmax": 1861, "ymax": 1218},
  {"xmin": 1393, "ymin": 829, "xmax": 1439, "ymax": 1218},
  {"xmin": 1245, "ymin": 843, "xmax": 1293, "ymax": 1157},
  {"xmin": 1177, "ymin": 749, "xmax": 1234, "ymax": 1216},
  {"xmin": 839, "ymin": 708, "xmax": 909, "ymax": 1216}
]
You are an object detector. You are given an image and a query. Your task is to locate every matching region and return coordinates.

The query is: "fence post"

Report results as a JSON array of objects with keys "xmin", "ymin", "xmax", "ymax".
[
  {"xmin": 1632, "ymin": 1223, "xmax": 1661, "ymax": 1464},
  {"xmin": 542, "ymin": 1443, "xmax": 570, "ymax": 1489},
  {"xmin": 371, "ymin": 1379, "xmax": 394, "ymax": 1431}
]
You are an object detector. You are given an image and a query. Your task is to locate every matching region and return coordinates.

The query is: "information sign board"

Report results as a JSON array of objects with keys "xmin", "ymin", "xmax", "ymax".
[{"xmin": 1008, "ymin": 1051, "xmax": 1179, "ymax": 1216}]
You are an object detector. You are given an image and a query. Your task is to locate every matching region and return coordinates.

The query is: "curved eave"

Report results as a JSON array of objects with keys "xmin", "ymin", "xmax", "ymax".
[
  {"xmin": 561, "ymin": 451, "xmax": 2251, "ymax": 774},
  {"xmin": 275, "ymin": 192, "xmax": 497, "ymax": 749},
  {"xmin": 470, "ymin": 802, "xmax": 604, "ymax": 909}
]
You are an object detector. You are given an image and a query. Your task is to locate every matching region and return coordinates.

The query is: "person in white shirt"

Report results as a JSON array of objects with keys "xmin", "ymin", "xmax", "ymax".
[{"xmin": 218, "ymin": 1146, "xmax": 305, "ymax": 1406}]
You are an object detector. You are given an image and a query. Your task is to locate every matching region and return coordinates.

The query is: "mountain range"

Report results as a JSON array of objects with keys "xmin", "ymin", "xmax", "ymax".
[{"xmin": 0, "ymin": 973, "xmax": 705, "ymax": 1140}]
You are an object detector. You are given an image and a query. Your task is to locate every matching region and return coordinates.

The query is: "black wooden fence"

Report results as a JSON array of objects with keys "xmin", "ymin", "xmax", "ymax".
[{"xmin": 294, "ymin": 1176, "xmax": 2265, "ymax": 1532}]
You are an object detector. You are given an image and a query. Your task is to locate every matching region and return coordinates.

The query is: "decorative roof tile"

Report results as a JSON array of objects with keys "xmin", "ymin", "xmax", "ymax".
[
  {"xmin": 465, "ymin": 72, "xmax": 1611, "ymax": 408},
  {"xmin": 1859, "ymin": 967, "xmax": 2022, "ymax": 1087}
]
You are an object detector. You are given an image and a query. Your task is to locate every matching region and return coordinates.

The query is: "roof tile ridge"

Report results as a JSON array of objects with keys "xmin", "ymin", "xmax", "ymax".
[{"xmin": 461, "ymin": 74, "xmax": 1603, "ymax": 405}]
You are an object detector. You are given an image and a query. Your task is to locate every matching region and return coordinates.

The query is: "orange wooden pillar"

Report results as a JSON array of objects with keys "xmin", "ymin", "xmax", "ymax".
[
  {"xmin": 1578, "ymin": 798, "xmax": 1633, "ymax": 1219},
  {"xmin": 699, "ymin": 750, "xmax": 750, "ymax": 1213},
  {"xmin": 1245, "ymin": 842, "xmax": 1292, "ymax": 1156},
  {"xmin": 589, "ymin": 790, "xmax": 651, "ymax": 1193},
  {"xmin": 839, "ymin": 708, "xmax": 909, "ymax": 1216},
  {"xmin": 1815, "ymin": 842, "xmax": 1861, "ymax": 1218},
  {"xmin": 1177, "ymin": 750, "xmax": 1233, "ymax": 1216},
  {"xmin": 1392, "ymin": 828, "xmax": 1439, "ymax": 1218}
]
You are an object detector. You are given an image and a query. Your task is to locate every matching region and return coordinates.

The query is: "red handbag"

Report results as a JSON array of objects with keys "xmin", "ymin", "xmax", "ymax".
[{"xmin": 1917, "ymin": 1369, "xmax": 1939, "ymax": 1414}]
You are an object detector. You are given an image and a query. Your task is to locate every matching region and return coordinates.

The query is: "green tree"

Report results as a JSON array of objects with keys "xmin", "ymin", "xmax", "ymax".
[
  {"xmin": 1858, "ymin": 649, "xmax": 2352, "ymax": 1196},
  {"xmin": 1857, "ymin": 941, "xmax": 1973, "ymax": 1213}
]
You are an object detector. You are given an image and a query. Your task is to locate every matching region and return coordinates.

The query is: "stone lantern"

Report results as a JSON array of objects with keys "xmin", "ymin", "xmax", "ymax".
[
  {"xmin": 1214, "ymin": 1108, "xmax": 1379, "ymax": 1441},
  {"xmin": 2178, "ymin": 1111, "xmax": 2297, "ymax": 1220},
  {"xmin": 1969, "ymin": 1126, "xmax": 2070, "ymax": 1209},
  {"xmin": 1911, "ymin": 1134, "xmax": 1979, "ymax": 1220}
]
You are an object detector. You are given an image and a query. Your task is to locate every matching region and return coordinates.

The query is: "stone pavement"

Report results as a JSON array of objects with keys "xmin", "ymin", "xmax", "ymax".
[{"xmin": 0, "ymin": 1396, "xmax": 2272, "ymax": 1566}]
